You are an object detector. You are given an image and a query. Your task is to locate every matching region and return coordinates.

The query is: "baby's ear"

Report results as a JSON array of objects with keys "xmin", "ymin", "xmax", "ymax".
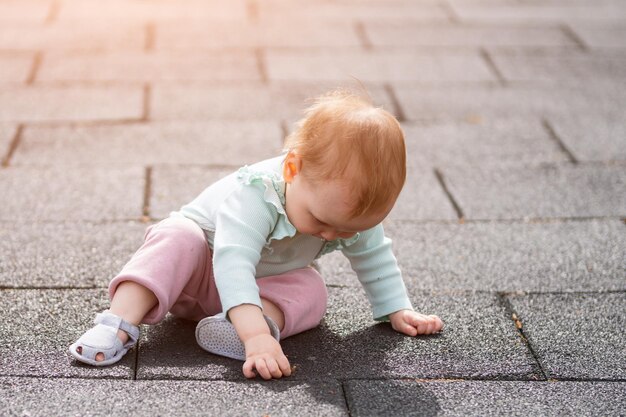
[{"xmin": 283, "ymin": 152, "xmax": 302, "ymax": 183}]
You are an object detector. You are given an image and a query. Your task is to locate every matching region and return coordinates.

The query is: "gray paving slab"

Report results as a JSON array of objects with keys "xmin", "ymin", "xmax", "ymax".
[
  {"xmin": 548, "ymin": 114, "xmax": 626, "ymax": 162},
  {"xmin": 0, "ymin": 166, "xmax": 144, "ymax": 221},
  {"xmin": 266, "ymin": 51, "xmax": 495, "ymax": 83},
  {"xmin": 0, "ymin": 289, "xmax": 134, "ymax": 378},
  {"xmin": 320, "ymin": 219, "xmax": 626, "ymax": 292},
  {"xmin": 0, "ymin": 221, "xmax": 146, "ymax": 288},
  {"xmin": 58, "ymin": 0, "xmax": 247, "ymax": 22},
  {"xmin": 345, "ymin": 380, "xmax": 626, "ymax": 417},
  {"xmin": 448, "ymin": 0, "xmax": 626, "ymax": 25},
  {"xmin": 151, "ymin": 166, "xmax": 236, "ymax": 219},
  {"xmin": 402, "ymin": 119, "xmax": 569, "ymax": 168},
  {"xmin": 0, "ymin": 85, "xmax": 143, "ymax": 123},
  {"xmin": 151, "ymin": 83, "xmax": 393, "ymax": 122},
  {"xmin": 137, "ymin": 289, "xmax": 537, "ymax": 380},
  {"xmin": 394, "ymin": 85, "xmax": 626, "ymax": 123},
  {"xmin": 37, "ymin": 51, "xmax": 261, "ymax": 83},
  {"xmin": 0, "ymin": 53, "xmax": 34, "ymax": 84},
  {"xmin": 365, "ymin": 24, "xmax": 575, "ymax": 48},
  {"xmin": 442, "ymin": 163, "xmax": 626, "ymax": 220},
  {"xmin": 0, "ymin": 0, "xmax": 51, "ymax": 23},
  {"xmin": 0, "ymin": 377, "xmax": 348, "ymax": 417},
  {"xmin": 490, "ymin": 51, "xmax": 626, "ymax": 85},
  {"xmin": 14, "ymin": 121, "xmax": 282, "ymax": 167},
  {"xmin": 155, "ymin": 20, "xmax": 362, "ymax": 49},
  {"xmin": 0, "ymin": 21, "xmax": 145, "ymax": 52},
  {"xmin": 570, "ymin": 23, "xmax": 626, "ymax": 50},
  {"xmin": 258, "ymin": 0, "xmax": 447, "ymax": 22},
  {"xmin": 389, "ymin": 169, "xmax": 458, "ymax": 221},
  {"xmin": 507, "ymin": 292, "xmax": 626, "ymax": 380}
]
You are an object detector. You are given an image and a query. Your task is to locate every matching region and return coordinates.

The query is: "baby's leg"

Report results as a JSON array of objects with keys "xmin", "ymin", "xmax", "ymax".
[
  {"xmin": 73, "ymin": 216, "xmax": 212, "ymax": 363},
  {"xmin": 257, "ymin": 267, "xmax": 327, "ymax": 339}
]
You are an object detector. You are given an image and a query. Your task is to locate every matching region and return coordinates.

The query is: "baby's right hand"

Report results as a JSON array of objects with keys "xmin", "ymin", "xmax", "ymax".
[{"xmin": 242, "ymin": 333, "xmax": 291, "ymax": 380}]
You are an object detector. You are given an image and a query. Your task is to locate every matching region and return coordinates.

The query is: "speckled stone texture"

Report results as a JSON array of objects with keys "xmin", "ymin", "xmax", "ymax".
[
  {"xmin": 507, "ymin": 293, "xmax": 626, "ymax": 380},
  {"xmin": 0, "ymin": 377, "xmax": 348, "ymax": 417},
  {"xmin": 344, "ymin": 380, "xmax": 626, "ymax": 417}
]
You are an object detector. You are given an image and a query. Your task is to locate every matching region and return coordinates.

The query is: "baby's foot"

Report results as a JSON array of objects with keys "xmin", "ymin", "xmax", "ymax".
[
  {"xmin": 69, "ymin": 311, "xmax": 139, "ymax": 366},
  {"xmin": 75, "ymin": 329, "xmax": 128, "ymax": 362}
]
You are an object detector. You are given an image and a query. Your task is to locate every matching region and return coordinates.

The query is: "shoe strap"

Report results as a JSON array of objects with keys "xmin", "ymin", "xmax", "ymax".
[{"xmin": 94, "ymin": 311, "xmax": 140, "ymax": 344}]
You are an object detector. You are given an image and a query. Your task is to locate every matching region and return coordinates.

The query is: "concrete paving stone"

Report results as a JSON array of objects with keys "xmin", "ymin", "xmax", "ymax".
[
  {"xmin": 58, "ymin": 0, "xmax": 247, "ymax": 22},
  {"xmin": 548, "ymin": 114, "xmax": 626, "ymax": 162},
  {"xmin": 258, "ymin": 0, "xmax": 448, "ymax": 22},
  {"xmin": 490, "ymin": 51, "xmax": 626, "ymax": 85},
  {"xmin": 137, "ymin": 289, "xmax": 537, "ymax": 380},
  {"xmin": 570, "ymin": 23, "xmax": 626, "ymax": 49},
  {"xmin": 0, "ymin": 53, "xmax": 34, "ymax": 84},
  {"xmin": 37, "ymin": 51, "xmax": 261, "ymax": 83},
  {"xmin": 345, "ymin": 380, "xmax": 626, "ymax": 417},
  {"xmin": 0, "ymin": 166, "xmax": 144, "ymax": 221},
  {"xmin": 155, "ymin": 20, "xmax": 362, "ymax": 49},
  {"xmin": 0, "ymin": 289, "xmax": 134, "ymax": 378},
  {"xmin": 442, "ymin": 164, "xmax": 626, "ymax": 219},
  {"xmin": 393, "ymin": 84, "xmax": 626, "ymax": 123},
  {"xmin": 0, "ymin": 0, "xmax": 52, "ymax": 23},
  {"xmin": 382, "ymin": 219, "xmax": 626, "ymax": 292},
  {"xmin": 507, "ymin": 293, "xmax": 626, "ymax": 380},
  {"xmin": 389, "ymin": 168, "xmax": 458, "ymax": 221},
  {"xmin": 151, "ymin": 165, "xmax": 236, "ymax": 219},
  {"xmin": 14, "ymin": 121, "xmax": 283, "ymax": 167},
  {"xmin": 0, "ymin": 221, "xmax": 146, "ymax": 288},
  {"xmin": 402, "ymin": 119, "xmax": 569, "ymax": 168},
  {"xmin": 448, "ymin": 0, "xmax": 626, "ymax": 25},
  {"xmin": 151, "ymin": 83, "xmax": 393, "ymax": 122},
  {"xmin": 266, "ymin": 51, "xmax": 495, "ymax": 83},
  {"xmin": 0, "ymin": 377, "xmax": 348, "ymax": 417},
  {"xmin": 0, "ymin": 85, "xmax": 143, "ymax": 123},
  {"xmin": 0, "ymin": 123, "xmax": 18, "ymax": 159},
  {"xmin": 365, "ymin": 23, "xmax": 575, "ymax": 48},
  {"xmin": 0, "ymin": 21, "xmax": 145, "ymax": 52}
]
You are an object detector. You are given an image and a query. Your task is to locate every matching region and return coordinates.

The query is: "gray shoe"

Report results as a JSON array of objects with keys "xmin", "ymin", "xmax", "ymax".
[
  {"xmin": 195, "ymin": 312, "xmax": 280, "ymax": 361},
  {"xmin": 69, "ymin": 310, "xmax": 139, "ymax": 366}
]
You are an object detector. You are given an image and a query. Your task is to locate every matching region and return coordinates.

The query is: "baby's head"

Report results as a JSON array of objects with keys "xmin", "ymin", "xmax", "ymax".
[{"xmin": 283, "ymin": 90, "xmax": 406, "ymax": 239}]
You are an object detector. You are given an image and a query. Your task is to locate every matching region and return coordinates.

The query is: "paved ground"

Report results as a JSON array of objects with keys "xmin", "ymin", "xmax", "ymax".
[{"xmin": 0, "ymin": 0, "xmax": 625, "ymax": 416}]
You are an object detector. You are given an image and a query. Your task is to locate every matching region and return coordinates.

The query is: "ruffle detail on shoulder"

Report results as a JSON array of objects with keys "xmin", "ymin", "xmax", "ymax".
[
  {"xmin": 316, "ymin": 233, "xmax": 361, "ymax": 258},
  {"xmin": 236, "ymin": 165, "xmax": 296, "ymax": 244}
]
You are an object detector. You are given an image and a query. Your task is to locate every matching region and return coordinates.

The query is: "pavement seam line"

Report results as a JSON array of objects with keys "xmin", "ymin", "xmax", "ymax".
[
  {"xmin": 355, "ymin": 21, "xmax": 373, "ymax": 51},
  {"xmin": 45, "ymin": 0, "xmax": 61, "ymax": 24},
  {"xmin": 26, "ymin": 51, "xmax": 43, "ymax": 85},
  {"xmin": 560, "ymin": 24, "xmax": 588, "ymax": 52},
  {"xmin": 434, "ymin": 168, "xmax": 465, "ymax": 221},
  {"xmin": 480, "ymin": 48, "xmax": 507, "ymax": 86},
  {"xmin": 541, "ymin": 119, "xmax": 579, "ymax": 164},
  {"xmin": 383, "ymin": 84, "xmax": 406, "ymax": 122},
  {"xmin": 340, "ymin": 381, "xmax": 353, "ymax": 417},
  {"xmin": 142, "ymin": 166, "xmax": 153, "ymax": 221},
  {"xmin": 1, "ymin": 124, "xmax": 24, "ymax": 168},
  {"xmin": 255, "ymin": 48, "xmax": 269, "ymax": 84},
  {"xmin": 142, "ymin": 84, "xmax": 151, "ymax": 122},
  {"xmin": 145, "ymin": 22, "xmax": 156, "ymax": 51},
  {"xmin": 247, "ymin": 0, "xmax": 259, "ymax": 23},
  {"xmin": 498, "ymin": 294, "xmax": 549, "ymax": 381}
]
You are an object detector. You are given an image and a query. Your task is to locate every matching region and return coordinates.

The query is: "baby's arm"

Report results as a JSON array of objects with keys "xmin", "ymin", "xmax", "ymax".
[
  {"xmin": 389, "ymin": 309, "xmax": 444, "ymax": 336},
  {"xmin": 228, "ymin": 304, "xmax": 291, "ymax": 380}
]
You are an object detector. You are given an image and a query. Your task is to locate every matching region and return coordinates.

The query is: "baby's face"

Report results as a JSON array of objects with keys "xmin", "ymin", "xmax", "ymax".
[{"xmin": 284, "ymin": 162, "xmax": 388, "ymax": 241}]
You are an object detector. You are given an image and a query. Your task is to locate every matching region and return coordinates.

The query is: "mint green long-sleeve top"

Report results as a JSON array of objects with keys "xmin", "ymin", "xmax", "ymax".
[{"xmin": 172, "ymin": 155, "xmax": 413, "ymax": 321}]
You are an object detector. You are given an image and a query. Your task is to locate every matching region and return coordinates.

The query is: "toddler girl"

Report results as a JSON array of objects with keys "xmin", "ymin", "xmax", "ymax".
[{"xmin": 69, "ymin": 90, "xmax": 444, "ymax": 380}]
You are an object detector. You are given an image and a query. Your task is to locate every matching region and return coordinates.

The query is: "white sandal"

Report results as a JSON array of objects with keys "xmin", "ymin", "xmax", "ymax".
[
  {"xmin": 69, "ymin": 311, "xmax": 139, "ymax": 366},
  {"xmin": 195, "ymin": 312, "xmax": 280, "ymax": 361}
]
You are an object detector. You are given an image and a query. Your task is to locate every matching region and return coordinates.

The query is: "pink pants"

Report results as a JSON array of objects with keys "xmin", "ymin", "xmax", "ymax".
[{"xmin": 109, "ymin": 217, "xmax": 328, "ymax": 339}]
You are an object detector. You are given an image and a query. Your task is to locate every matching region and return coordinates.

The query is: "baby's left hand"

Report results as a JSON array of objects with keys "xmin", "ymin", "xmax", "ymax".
[{"xmin": 389, "ymin": 309, "xmax": 444, "ymax": 336}]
